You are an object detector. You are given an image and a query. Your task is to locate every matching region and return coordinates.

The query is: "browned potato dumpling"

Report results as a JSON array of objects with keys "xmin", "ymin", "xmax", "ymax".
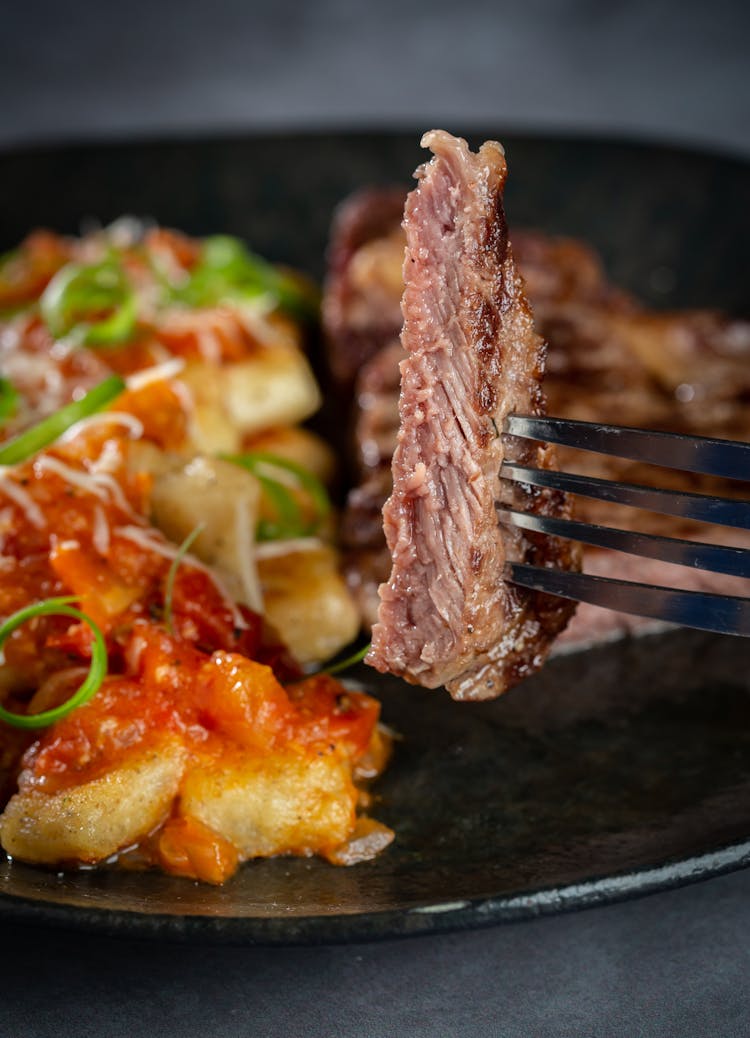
[
  {"xmin": 0, "ymin": 738, "xmax": 186, "ymax": 864},
  {"xmin": 147, "ymin": 454, "xmax": 263, "ymax": 611},
  {"xmin": 243, "ymin": 425, "xmax": 337, "ymax": 485},
  {"xmin": 180, "ymin": 349, "xmax": 322, "ymax": 453},
  {"xmin": 258, "ymin": 544, "xmax": 361, "ymax": 664},
  {"xmin": 181, "ymin": 746, "xmax": 357, "ymax": 859}
]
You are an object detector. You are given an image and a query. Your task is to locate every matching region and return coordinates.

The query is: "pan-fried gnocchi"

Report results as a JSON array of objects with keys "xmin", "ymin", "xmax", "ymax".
[
  {"xmin": 0, "ymin": 222, "xmax": 391, "ymax": 884},
  {"xmin": 179, "ymin": 349, "xmax": 322, "ymax": 454}
]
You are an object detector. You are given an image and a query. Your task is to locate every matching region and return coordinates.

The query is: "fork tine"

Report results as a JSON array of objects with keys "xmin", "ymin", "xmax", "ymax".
[
  {"xmin": 501, "ymin": 463, "xmax": 750, "ymax": 531},
  {"xmin": 500, "ymin": 508, "xmax": 750, "ymax": 578},
  {"xmin": 505, "ymin": 415, "xmax": 750, "ymax": 482},
  {"xmin": 506, "ymin": 563, "xmax": 750, "ymax": 637}
]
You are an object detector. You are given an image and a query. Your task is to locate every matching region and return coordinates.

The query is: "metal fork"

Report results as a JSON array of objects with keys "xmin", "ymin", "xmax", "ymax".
[{"xmin": 500, "ymin": 415, "xmax": 750, "ymax": 637}]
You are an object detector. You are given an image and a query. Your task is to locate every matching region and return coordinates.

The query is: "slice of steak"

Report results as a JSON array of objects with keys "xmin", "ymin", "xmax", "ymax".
[{"xmin": 366, "ymin": 131, "xmax": 579, "ymax": 700}]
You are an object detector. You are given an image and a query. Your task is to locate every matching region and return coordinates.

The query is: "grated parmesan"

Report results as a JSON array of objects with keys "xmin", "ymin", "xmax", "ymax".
[
  {"xmin": 114, "ymin": 523, "xmax": 248, "ymax": 630},
  {"xmin": 125, "ymin": 358, "xmax": 186, "ymax": 391}
]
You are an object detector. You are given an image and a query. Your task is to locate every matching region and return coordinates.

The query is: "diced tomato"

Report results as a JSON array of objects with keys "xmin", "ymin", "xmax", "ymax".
[
  {"xmin": 155, "ymin": 815, "xmax": 240, "ymax": 885},
  {"xmin": 49, "ymin": 540, "xmax": 142, "ymax": 631},
  {"xmin": 194, "ymin": 651, "xmax": 294, "ymax": 751},
  {"xmin": 116, "ymin": 381, "xmax": 189, "ymax": 449},
  {"xmin": 21, "ymin": 676, "xmax": 172, "ymax": 794},
  {"xmin": 168, "ymin": 566, "xmax": 244, "ymax": 653},
  {"xmin": 286, "ymin": 674, "xmax": 381, "ymax": 760}
]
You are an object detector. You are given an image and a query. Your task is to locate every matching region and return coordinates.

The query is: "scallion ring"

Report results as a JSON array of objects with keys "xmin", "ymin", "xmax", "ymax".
[
  {"xmin": 0, "ymin": 597, "xmax": 107, "ymax": 729},
  {"xmin": 0, "ymin": 374, "xmax": 125, "ymax": 465},
  {"xmin": 222, "ymin": 451, "xmax": 330, "ymax": 541},
  {"xmin": 40, "ymin": 259, "xmax": 138, "ymax": 346},
  {"xmin": 243, "ymin": 452, "xmax": 331, "ymax": 523},
  {"xmin": 163, "ymin": 523, "xmax": 206, "ymax": 634},
  {"xmin": 254, "ymin": 474, "xmax": 306, "ymax": 541}
]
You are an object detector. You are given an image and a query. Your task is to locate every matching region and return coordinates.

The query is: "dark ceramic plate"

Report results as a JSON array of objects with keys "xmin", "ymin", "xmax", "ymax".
[{"xmin": 0, "ymin": 132, "xmax": 748, "ymax": 944}]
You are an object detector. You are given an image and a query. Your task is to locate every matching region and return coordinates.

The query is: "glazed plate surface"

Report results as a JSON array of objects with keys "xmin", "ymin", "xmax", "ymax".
[{"xmin": 0, "ymin": 131, "xmax": 748, "ymax": 943}]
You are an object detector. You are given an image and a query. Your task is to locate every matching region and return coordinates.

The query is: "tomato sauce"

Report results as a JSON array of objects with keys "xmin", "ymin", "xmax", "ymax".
[
  {"xmin": 0, "ymin": 421, "xmax": 383, "ymax": 883},
  {"xmin": 0, "ymin": 226, "xmax": 390, "ymax": 884}
]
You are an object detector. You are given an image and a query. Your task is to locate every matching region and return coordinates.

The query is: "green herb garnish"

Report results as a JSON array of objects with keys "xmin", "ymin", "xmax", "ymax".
[
  {"xmin": 0, "ymin": 378, "xmax": 18, "ymax": 423},
  {"xmin": 163, "ymin": 523, "xmax": 206, "ymax": 635},
  {"xmin": 0, "ymin": 597, "xmax": 107, "ymax": 729},
  {"xmin": 0, "ymin": 375, "xmax": 125, "ymax": 466},
  {"xmin": 222, "ymin": 451, "xmax": 331, "ymax": 542},
  {"xmin": 175, "ymin": 236, "xmax": 318, "ymax": 321},
  {"xmin": 40, "ymin": 259, "xmax": 137, "ymax": 346},
  {"xmin": 317, "ymin": 642, "xmax": 371, "ymax": 676}
]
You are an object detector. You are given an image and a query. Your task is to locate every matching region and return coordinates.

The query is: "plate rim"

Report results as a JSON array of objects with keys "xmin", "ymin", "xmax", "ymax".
[
  {"xmin": 1, "ymin": 838, "xmax": 749, "ymax": 945},
  {"xmin": 0, "ymin": 122, "xmax": 748, "ymax": 168}
]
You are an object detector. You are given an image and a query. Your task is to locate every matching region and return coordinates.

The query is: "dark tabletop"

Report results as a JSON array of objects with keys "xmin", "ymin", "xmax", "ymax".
[
  {"xmin": 1, "ymin": 1, "xmax": 749, "ymax": 1034},
  {"xmin": 2, "ymin": 869, "xmax": 750, "ymax": 1037}
]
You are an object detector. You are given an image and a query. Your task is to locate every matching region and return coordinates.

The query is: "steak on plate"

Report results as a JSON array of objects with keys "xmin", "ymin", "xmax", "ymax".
[{"xmin": 324, "ymin": 176, "xmax": 750, "ymax": 650}]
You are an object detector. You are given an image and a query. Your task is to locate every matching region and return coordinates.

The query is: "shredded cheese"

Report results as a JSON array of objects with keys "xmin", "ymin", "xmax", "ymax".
[
  {"xmin": 92, "ymin": 505, "xmax": 111, "ymax": 556},
  {"xmin": 86, "ymin": 471, "xmax": 139, "ymax": 518},
  {"xmin": 34, "ymin": 456, "xmax": 139, "ymax": 521},
  {"xmin": 0, "ymin": 473, "xmax": 46, "ymax": 529},
  {"xmin": 114, "ymin": 523, "xmax": 248, "ymax": 630},
  {"xmin": 59, "ymin": 412, "xmax": 144, "ymax": 445},
  {"xmin": 234, "ymin": 495, "xmax": 263, "ymax": 613},
  {"xmin": 125, "ymin": 358, "xmax": 186, "ymax": 391},
  {"xmin": 35, "ymin": 456, "xmax": 111, "ymax": 502},
  {"xmin": 254, "ymin": 537, "xmax": 323, "ymax": 560},
  {"xmin": 89, "ymin": 438, "xmax": 125, "ymax": 476}
]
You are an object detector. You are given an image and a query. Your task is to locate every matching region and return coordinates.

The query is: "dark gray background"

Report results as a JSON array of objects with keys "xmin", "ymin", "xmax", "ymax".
[
  {"xmin": 1, "ymin": 0, "xmax": 748, "ymax": 157},
  {"xmin": 2, "ymin": 1, "xmax": 750, "ymax": 1035}
]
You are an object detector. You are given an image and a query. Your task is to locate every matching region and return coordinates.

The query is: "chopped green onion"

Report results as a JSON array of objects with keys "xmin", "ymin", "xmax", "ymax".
[
  {"xmin": 40, "ymin": 259, "xmax": 138, "ymax": 346},
  {"xmin": 175, "ymin": 235, "xmax": 319, "ymax": 321},
  {"xmin": 163, "ymin": 523, "xmax": 206, "ymax": 634},
  {"xmin": 244, "ymin": 452, "xmax": 331, "ymax": 522},
  {"xmin": 0, "ymin": 378, "xmax": 18, "ymax": 422},
  {"xmin": 254, "ymin": 474, "xmax": 305, "ymax": 542},
  {"xmin": 222, "ymin": 451, "xmax": 331, "ymax": 542},
  {"xmin": 316, "ymin": 642, "xmax": 371, "ymax": 676},
  {"xmin": 0, "ymin": 597, "xmax": 107, "ymax": 729},
  {"xmin": 222, "ymin": 454, "xmax": 306, "ymax": 541},
  {"xmin": 0, "ymin": 375, "xmax": 125, "ymax": 466}
]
